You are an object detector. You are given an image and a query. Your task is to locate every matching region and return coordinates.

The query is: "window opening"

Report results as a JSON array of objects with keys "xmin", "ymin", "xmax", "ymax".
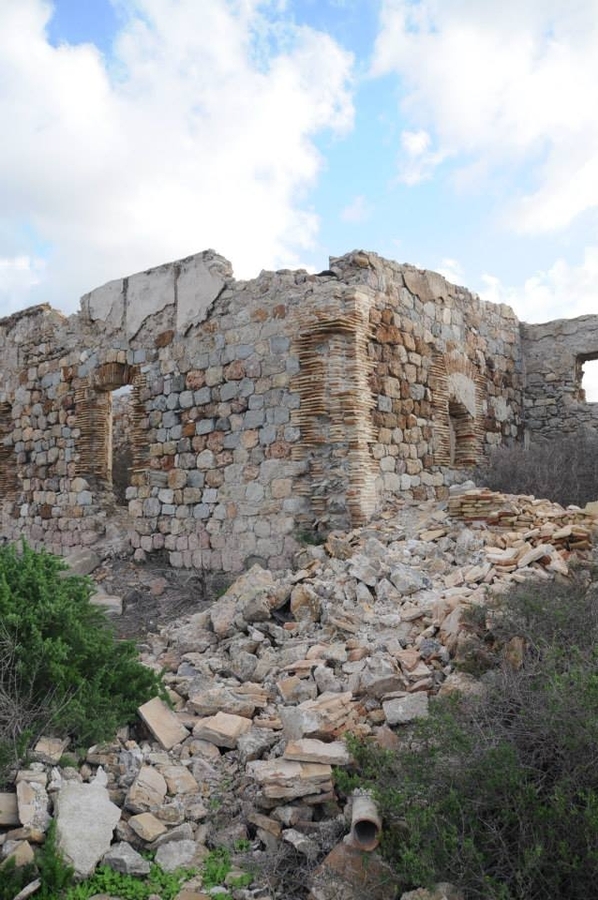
[
  {"xmin": 111, "ymin": 384, "xmax": 134, "ymax": 505},
  {"xmin": 578, "ymin": 355, "xmax": 598, "ymax": 402},
  {"xmin": 76, "ymin": 363, "xmax": 147, "ymax": 505}
]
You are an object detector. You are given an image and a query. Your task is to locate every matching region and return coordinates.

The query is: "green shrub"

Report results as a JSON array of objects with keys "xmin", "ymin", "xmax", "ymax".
[
  {"xmin": 61, "ymin": 863, "xmax": 194, "ymax": 900},
  {"xmin": 0, "ymin": 857, "xmax": 37, "ymax": 900},
  {"xmin": 339, "ymin": 572, "xmax": 598, "ymax": 899},
  {"xmin": 0, "ymin": 541, "xmax": 164, "ymax": 781}
]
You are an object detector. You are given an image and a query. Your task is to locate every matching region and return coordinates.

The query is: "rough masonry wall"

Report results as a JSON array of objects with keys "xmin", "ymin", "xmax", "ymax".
[
  {"xmin": 332, "ymin": 252, "xmax": 523, "ymax": 506},
  {"xmin": 521, "ymin": 315, "xmax": 598, "ymax": 440},
  {"xmin": 0, "ymin": 249, "xmax": 525, "ymax": 572}
]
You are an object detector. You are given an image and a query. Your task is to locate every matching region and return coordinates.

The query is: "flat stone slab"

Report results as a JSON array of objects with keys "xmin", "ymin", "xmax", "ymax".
[
  {"xmin": 247, "ymin": 759, "xmax": 333, "ymax": 799},
  {"xmin": 283, "ymin": 739, "xmax": 351, "ymax": 766},
  {"xmin": 129, "ymin": 812, "xmax": 167, "ymax": 842},
  {"xmin": 138, "ymin": 697, "xmax": 190, "ymax": 750},
  {"xmin": 192, "ymin": 711, "xmax": 252, "ymax": 749},
  {"xmin": 55, "ymin": 770, "xmax": 121, "ymax": 878},
  {"xmin": 0, "ymin": 793, "xmax": 20, "ymax": 827},
  {"xmin": 383, "ymin": 692, "xmax": 429, "ymax": 725},
  {"xmin": 126, "ymin": 766, "xmax": 168, "ymax": 812}
]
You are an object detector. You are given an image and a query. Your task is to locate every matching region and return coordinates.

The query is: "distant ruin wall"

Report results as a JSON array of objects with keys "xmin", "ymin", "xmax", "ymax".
[
  {"xmin": 0, "ymin": 249, "xmax": 526, "ymax": 571},
  {"xmin": 521, "ymin": 315, "xmax": 598, "ymax": 440}
]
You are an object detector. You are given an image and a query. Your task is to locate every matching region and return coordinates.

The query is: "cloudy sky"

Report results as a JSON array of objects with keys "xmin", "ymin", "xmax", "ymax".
[{"xmin": 2, "ymin": 0, "xmax": 598, "ymax": 338}]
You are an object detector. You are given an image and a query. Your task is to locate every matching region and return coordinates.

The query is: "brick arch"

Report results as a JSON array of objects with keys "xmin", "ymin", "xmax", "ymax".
[{"xmin": 430, "ymin": 351, "xmax": 485, "ymax": 467}]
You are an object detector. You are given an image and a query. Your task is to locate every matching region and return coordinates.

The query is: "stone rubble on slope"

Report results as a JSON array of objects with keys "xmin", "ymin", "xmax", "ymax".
[{"xmin": 1, "ymin": 490, "xmax": 596, "ymax": 899}]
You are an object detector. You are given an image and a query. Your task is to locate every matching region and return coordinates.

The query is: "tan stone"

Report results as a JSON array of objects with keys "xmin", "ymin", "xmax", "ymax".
[
  {"xmin": 283, "ymin": 739, "xmax": 351, "ymax": 766},
  {"xmin": 138, "ymin": 697, "xmax": 190, "ymax": 750},
  {"xmin": 192, "ymin": 711, "xmax": 252, "ymax": 749},
  {"xmin": 126, "ymin": 766, "xmax": 168, "ymax": 812},
  {"xmin": 247, "ymin": 759, "xmax": 333, "ymax": 799},
  {"xmin": 0, "ymin": 793, "xmax": 20, "ymax": 827},
  {"xmin": 32, "ymin": 736, "xmax": 70, "ymax": 764},
  {"xmin": 1, "ymin": 840, "xmax": 35, "ymax": 869},
  {"xmin": 129, "ymin": 812, "xmax": 168, "ymax": 842},
  {"xmin": 159, "ymin": 765, "xmax": 199, "ymax": 795},
  {"xmin": 308, "ymin": 840, "xmax": 398, "ymax": 900}
]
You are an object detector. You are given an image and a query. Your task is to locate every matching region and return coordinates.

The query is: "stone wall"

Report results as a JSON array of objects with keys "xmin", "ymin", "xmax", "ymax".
[
  {"xmin": 0, "ymin": 249, "xmax": 526, "ymax": 572},
  {"xmin": 521, "ymin": 315, "xmax": 598, "ymax": 440}
]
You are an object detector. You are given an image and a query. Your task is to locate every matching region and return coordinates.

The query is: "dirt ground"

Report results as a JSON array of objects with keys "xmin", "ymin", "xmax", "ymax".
[{"xmin": 90, "ymin": 556, "xmax": 231, "ymax": 642}]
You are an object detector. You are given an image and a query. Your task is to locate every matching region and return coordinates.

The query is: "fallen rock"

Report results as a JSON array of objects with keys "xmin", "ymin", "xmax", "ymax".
[
  {"xmin": 382, "ymin": 693, "xmax": 429, "ymax": 726},
  {"xmin": 193, "ymin": 711, "xmax": 252, "ymax": 748},
  {"xmin": 55, "ymin": 768, "xmax": 121, "ymax": 878},
  {"xmin": 0, "ymin": 793, "xmax": 20, "ymax": 827},
  {"xmin": 103, "ymin": 841, "xmax": 151, "ymax": 876},
  {"xmin": 138, "ymin": 697, "xmax": 190, "ymax": 750},
  {"xmin": 308, "ymin": 840, "xmax": 398, "ymax": 900}
]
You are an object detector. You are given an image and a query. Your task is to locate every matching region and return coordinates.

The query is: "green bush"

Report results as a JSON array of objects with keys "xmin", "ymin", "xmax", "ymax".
[
  {"xmin": 0, "ymin": 541, "xmax": 164, "ymax": 781},
  {"xmin": 338, "ymin": 571, "xmax": 598, "ymax": 899}
]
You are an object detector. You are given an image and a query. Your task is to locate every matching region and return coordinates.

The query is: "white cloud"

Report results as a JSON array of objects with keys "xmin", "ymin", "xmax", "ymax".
[
  {"xmin": 0, "ymin": 256, "xmax": 46, "ymax": 315},
  {"xmin": 340, "ymin": 194, "xmax": 371, "ymax": 223},
  {"xmin": 401, "ymin": 129, "xmax": 430, "ymax": 157},
  {"xmin": 397, "ymin": 128, "xmax": 444, "ymax": 184},
  {"xmin": 480, "ymin": 243, "xmax": 598, "ymax": 323},
  {"xmin": 0, "ymin": 0, "xmax": 354, "ymax": 314},
  {"xmin": 372, "ymin": 0, "xmax": 598, "ymax": 232},
  {"xmin": 437, "ymin": 257, "xmax": 464, "ymax": 285}
]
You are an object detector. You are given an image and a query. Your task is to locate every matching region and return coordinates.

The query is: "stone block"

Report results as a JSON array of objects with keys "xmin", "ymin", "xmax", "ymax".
[
  {"xmin": 382, "ymin": 693, "xmax": 429, "ymax": 725},
  {"xmin": 55, "ymin": 769, "xmax": 121, "ymax": 878},
  {"xmin": 247, "ymin": 759, "xmax": 333, "ymax": 799},
  {"xmin": 0, "ymin": 793, "xmax": 19, "ymax": 827},
  {"xmin": 129, "ymin": 812, "xmax": 168, "ymax": 842},
  {"xmin": 192, "ymin": 711, "xmax": 252, "ymax": 748},
  {"xmin": 138, "ymin": 697, "xmax": 190, "ymax": 750},
  {"xmin": 159, "ymin": 765, "xmax": 199, "ymax": 795},
  {"xmin": 103, "ymin": 841, "xmax": 151, "ymax": 876},
  {"xmin": 126, "ymin": 766, "xmax": 168, "ymax": 812},
  {"xmin": 283, "ymin": 739, "xmax": 351, "ymax": 766}
]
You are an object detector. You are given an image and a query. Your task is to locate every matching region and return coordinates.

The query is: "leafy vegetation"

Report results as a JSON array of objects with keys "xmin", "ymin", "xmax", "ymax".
[
  {"xmin": 61, "ymin": 863, "xmax": 194, "ymax": 900},
  {"xmin": 0, "ymin": 825, "xmax": 194, "ymax": 900},
  {"xmin": 336, "ymin": 569, "xmax": 598, "ymax": 899},
  {"xmin": 0, "ymin": 541, "xmax": 164, "ymax": 782}
]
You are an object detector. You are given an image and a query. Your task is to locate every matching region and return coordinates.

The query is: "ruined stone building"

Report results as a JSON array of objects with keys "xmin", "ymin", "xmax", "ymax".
[{"xmin": 0, "ymin": 249, "xmax": 595, "ymax": 572}]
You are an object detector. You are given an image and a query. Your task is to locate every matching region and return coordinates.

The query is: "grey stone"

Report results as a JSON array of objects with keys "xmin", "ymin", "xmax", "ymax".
[
  {"xmin": 383, "ymin": 693, "xmax": 429, "ymax": 725},
  {"xmin": 103, "ymin": 841, "xmax": 151, "ymax": 876},
  {"xmin": 62, "ymin": 549, "xmax": 101, "ymax": 576},
  {"xmin": 55, "ymin": 768, "xmax": 121, "ymax": 878},
  {"xmin": 154, "ymin": 839, "xmax": 199, "ymax": 872}
]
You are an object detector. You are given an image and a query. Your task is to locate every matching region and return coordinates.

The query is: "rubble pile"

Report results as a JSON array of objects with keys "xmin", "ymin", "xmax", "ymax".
[
  {"xmin": 1, "ymin": 489, "xmax": 597, "ymax": 900},
  {"xmin": 449, "ymin": 488, "xmax": 598, "ymax": 578}
]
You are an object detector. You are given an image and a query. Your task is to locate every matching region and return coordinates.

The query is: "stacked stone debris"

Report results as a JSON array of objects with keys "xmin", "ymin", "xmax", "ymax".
[
  {"xmin": 1, "ymin": 493, "xmax": 596, "ymax": 899},
  {"xmin": 448, "ymin": 488, "xmax": 597, "ymax": 577}
]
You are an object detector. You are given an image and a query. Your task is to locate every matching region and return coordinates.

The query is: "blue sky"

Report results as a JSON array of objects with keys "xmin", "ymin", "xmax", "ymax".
[{"xmin": 2, "ymin": 0, "xmax": 598, "ymax": 355}]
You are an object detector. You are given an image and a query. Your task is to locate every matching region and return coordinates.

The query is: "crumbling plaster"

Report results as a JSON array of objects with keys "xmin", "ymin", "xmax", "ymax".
[{"xmin": 0, "ymin": 246, "xmax": 576, "ymax": 573}]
